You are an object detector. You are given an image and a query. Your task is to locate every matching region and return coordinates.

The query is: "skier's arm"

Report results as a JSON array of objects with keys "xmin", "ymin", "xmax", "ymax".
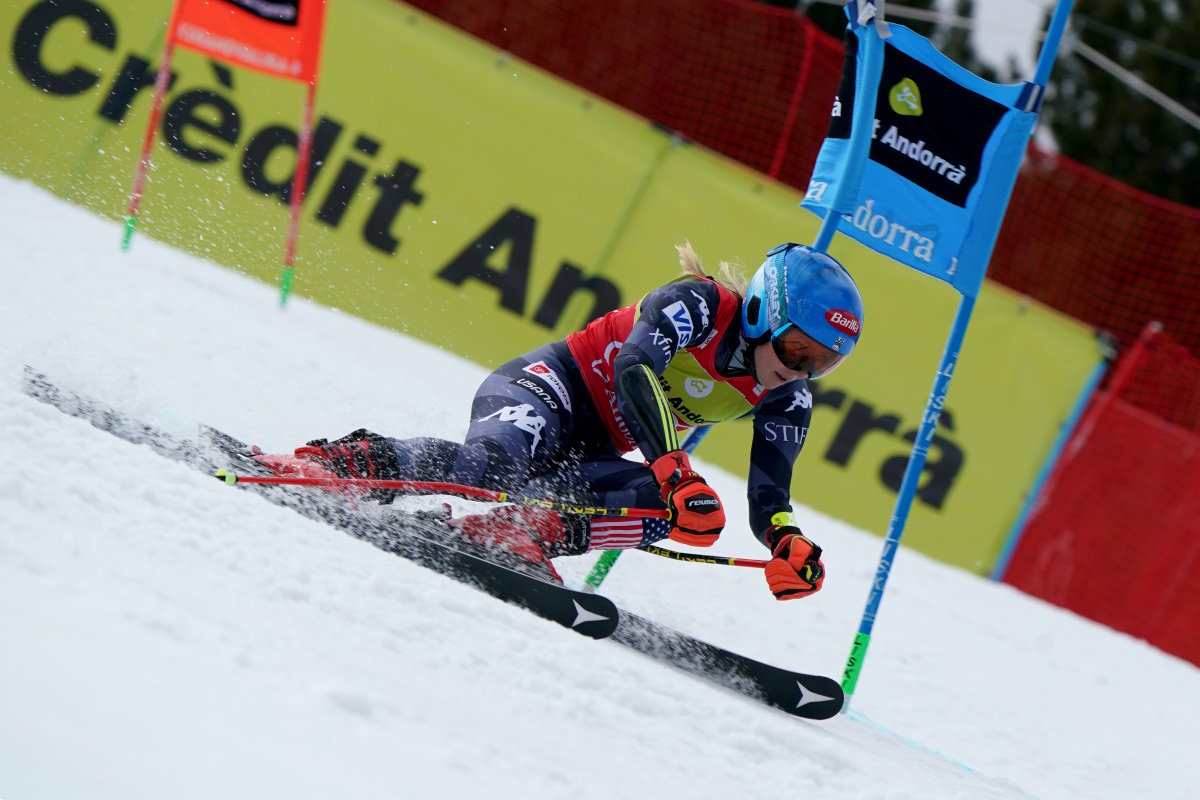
[
  {"xmin": 612, "ymin": 279, "xmax": 720, "ymax": 460},
  {"xmin": 612, "ymin": 279, "xmax": 725, "ymax": 546},
  {"xmin": 747, "ymin": 385, "xmax": 812, "ymax": 543},
  {"xmin": 749, "ymin": 384, "xmax": 825, "ymax": 600}
]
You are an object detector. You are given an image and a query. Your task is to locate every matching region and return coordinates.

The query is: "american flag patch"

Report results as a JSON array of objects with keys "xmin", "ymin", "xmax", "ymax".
[{"xmin": 589, "ymin": 517, "xmax": 645, "ymax": 550}]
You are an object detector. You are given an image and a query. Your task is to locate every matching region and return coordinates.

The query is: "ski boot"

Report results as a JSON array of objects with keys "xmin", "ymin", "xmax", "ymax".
[
  {"xmin": 447, "ymin": 505, "xmax": 588, "ymax": 584},
  {"xmin": 251, "ymin": 429, "xmax": 399, "ymax": 500}
]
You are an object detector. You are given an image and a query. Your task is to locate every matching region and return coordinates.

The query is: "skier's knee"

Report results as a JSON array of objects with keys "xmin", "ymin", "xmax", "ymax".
[{"xmin": 470, "ymin": 439, "xmax": 529, "ymax": 491}]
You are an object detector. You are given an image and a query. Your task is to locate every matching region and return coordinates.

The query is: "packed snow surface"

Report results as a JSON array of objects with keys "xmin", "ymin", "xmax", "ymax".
[{"xmin": 1, "ymin": 175, "xmax": 1196, "ymax": 799}]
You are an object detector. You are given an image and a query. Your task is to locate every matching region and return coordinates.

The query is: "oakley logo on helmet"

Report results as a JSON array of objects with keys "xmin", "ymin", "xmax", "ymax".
[
  {"xmin": 765, "ymin": 263, "xmax": 782, "ymax": 324},
  {"xmin": 826, "ymin": 309, "xmax": 861, "ymax": 336}
]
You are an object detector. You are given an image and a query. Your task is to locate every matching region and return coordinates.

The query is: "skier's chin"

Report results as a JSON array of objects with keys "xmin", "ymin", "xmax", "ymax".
[{"xmin": 759, "ymin": 371, "xmax": 788, "ymax": 391}]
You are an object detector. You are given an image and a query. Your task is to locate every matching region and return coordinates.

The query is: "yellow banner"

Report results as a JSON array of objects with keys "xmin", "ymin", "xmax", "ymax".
[{"xmin": 1, "ymin": 0, "xmax": 1103, "ymax": 573}]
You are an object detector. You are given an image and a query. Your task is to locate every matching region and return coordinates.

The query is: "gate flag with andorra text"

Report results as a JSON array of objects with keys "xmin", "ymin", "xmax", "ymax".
[
  {"xmin": 805, "ymin": 1, "xmax": 1078, "ymax": 715},
  {"xmin": 801, "ymin": 13, "xmax": 1043, "ymax": 299},
  {"xmin": 123, "ymin": 0, "xmax": 329, "ymax": 306}
]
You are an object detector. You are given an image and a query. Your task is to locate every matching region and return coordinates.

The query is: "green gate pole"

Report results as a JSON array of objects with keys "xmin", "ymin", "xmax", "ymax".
[{"xmin": 581, "ymin": 425, "xmax": 711, "ymax": 591}]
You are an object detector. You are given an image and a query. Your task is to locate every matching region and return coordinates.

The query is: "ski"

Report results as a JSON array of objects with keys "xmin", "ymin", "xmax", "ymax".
[
  {"xmin": 201, "ymin": 426, "xmax": 843, "ymax": 719},
  {"xmin": 611, "ymin": 612, "xmax": 844, "ymax": 719},
  {"xmin": 197, "ymin": 423, "xmax": 619, "ymax": 639},
  {"xmin": 22, "ymin": 367, "xmax": 844, "ymax": 719},
  {"xmin": 20, "ymin": 368, "xmax": 618, "ymax": 640}
]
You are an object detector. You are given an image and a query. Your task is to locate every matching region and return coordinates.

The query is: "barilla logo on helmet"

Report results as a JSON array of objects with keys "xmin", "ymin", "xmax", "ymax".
[{"xmin": 826, "ymin": 309, "xmax": 861, "ymax": 336}]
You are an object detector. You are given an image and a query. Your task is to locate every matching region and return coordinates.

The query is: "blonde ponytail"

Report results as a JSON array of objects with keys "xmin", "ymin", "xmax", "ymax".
[{"xmin": 675, "ymin": 241, "xmax": 748, "ymax": 298}]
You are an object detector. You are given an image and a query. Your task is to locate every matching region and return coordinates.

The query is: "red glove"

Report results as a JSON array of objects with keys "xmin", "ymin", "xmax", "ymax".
[
  {"xmin": 764, "ymin": 525, "xmax": 825, "ymax": 600},
  {"xmin": 649, "ymin": 451, "xmax": 725, "ymax": 547}
]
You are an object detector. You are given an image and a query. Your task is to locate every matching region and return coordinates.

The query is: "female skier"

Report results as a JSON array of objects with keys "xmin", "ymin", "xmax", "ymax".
[{"xmin": 255, "ymin": 242, "xmax": 863, "ymax": 600}]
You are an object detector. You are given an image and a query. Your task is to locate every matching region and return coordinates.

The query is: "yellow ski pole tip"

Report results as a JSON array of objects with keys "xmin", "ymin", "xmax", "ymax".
[{"xmin": 215, "ymin": 469, "xmax": 237, "ymax": 485}]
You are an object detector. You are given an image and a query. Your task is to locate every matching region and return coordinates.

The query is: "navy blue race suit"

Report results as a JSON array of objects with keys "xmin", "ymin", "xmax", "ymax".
[{"xmin": 378, "ymin": 275, "xmax": 813, "ymax": 555}]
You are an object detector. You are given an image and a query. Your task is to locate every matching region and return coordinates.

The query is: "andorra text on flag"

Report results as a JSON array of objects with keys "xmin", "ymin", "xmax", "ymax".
[{"xmin": 801, "ymin": 13, "xmax": 1044, "ymax": 298}]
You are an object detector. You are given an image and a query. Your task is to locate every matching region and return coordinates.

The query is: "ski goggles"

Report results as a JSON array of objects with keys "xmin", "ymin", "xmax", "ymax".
[{"xmin": 771, "ymin": 324, "xmax": 845, "ymax": 380}]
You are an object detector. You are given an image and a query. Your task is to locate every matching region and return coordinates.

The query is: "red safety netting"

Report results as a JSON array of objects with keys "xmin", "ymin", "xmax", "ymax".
[
  {"xmin": 407, "ymin": 0, "xmax": 1200, "ymax": 359},
  {"xmin": 993, "ymin": 149, "xmax": 1200, "ymax": 360},
  {"xmin": 406, "ymin": 0, "xmax": 844, "ymax": 189},
  {"xmin": 1003, "ymin": 326, "xmax": 1200, "ymax": 667}
]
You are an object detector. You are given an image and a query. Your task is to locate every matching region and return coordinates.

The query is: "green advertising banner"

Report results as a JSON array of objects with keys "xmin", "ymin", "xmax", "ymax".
[{"xmin": 0, "ymin": 0, "xmax": 1103, "ymax": 574}]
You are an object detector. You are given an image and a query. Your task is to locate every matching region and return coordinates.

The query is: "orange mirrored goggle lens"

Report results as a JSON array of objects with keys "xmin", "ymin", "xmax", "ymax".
[{"xmin": 771, "ymin": 327, "xmax": 844, "ymax": 379}]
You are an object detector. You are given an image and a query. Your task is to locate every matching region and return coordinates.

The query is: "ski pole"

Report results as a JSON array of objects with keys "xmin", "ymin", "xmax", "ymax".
[
  {"xmin": 214, "ymin": 470, "xmax": 671, "ymax": 520},
  {"xmin": 637, "ymin": 543, "xmax": 768, "ymax": 568},
  {"xmin": 583, "ymin": 425, "xmax": 712, "ymax": 591},
  {"xmin": 215, "ymin": 471, "xmax": 765, "ymax": 567}
]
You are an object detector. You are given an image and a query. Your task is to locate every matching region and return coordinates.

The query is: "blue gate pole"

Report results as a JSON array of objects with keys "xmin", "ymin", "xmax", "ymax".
[
  {"xmin": 836, "ymin": 0, "xmax": 1076, "ymax": 715},
  {"xmin": 840, "ymin": 292, "xmax": 975, "ymax": 711}
]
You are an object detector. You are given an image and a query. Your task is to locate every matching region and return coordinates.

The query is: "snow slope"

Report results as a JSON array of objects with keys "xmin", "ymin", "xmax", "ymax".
[{"xmin": 1, "ymin": 175, "xmax": 1196, "ymax": 799}]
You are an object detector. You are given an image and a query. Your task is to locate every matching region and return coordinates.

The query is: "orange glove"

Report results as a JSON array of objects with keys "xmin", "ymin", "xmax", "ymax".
[
  {"xmin": 649, "ymin": 450, "xmax": 725, "ymax": 547},
  {"xmin": 764, "ymin": 525, "xmax": 825, "ymax": 600}
]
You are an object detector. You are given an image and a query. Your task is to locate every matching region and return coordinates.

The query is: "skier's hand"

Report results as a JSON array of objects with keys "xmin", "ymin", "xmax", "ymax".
[
  {"xmin": 650, "ymin": 450, "xmax": 725, "ymax": 547},
  {"xmin": 764, "ymin": 525, "xmax": 825, "ymax": 600}
]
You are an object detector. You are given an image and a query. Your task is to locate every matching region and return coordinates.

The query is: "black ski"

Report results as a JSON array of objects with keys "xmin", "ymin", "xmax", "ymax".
[
  {"xmin": 201, "ymin": 425, "xmax": 843, "ymax": 719},
  {"xmin": 23, "ymin": 367, "xmax": 844, "ymax": 719},
  {"xmin": 198, "ymin": 424, "xmax": 619, "ymax": 639},
  {"xmin": 612, "ymin": 612, "xmax": 844, "ymax": 718},
  {"xmin": 20, "ymin": 368, "xmax": 618, "ymax": 640}
]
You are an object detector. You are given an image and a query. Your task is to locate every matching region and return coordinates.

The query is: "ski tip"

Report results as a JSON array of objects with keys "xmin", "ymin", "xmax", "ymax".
[
  {"xmin": 214, "ymin": 469, "xmax": 238, "ymax": 485},
  {"xmin": 569, "ymin": 597, "xmax": 620, "ymax": 639},
  {"xmin": 788, "ymin": 677, "xmax": 846, "ymax": 720}
]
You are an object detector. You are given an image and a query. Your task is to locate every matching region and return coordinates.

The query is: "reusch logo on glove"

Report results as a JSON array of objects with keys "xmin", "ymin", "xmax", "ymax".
[{"xmin": 684, "ymin": 496, "xmax": 722, "ymax": 513}]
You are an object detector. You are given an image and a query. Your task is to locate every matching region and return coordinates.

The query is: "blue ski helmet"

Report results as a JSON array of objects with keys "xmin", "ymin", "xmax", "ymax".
[{"xmin": 741, "ymin": 243, "xmax": 864, "ymax": 359}]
